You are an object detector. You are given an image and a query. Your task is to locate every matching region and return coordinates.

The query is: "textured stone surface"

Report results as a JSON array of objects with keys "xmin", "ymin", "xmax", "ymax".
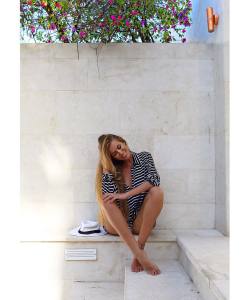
[
  {"xmin": 177, "ymin": 230, "xmax": 229, "ymax": 300},
  {"xmin": 21, "ymin": 279, "xmax": 124, "ymax": 300},
  {"xmin": 124, "ymin": 259, "xmax": 202, "ymax": 300}
]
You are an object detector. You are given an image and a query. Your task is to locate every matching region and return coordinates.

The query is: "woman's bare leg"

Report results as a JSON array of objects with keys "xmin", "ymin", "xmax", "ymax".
[
  {"xmin": 101, "ymin": 200, "xmax": 161, "ymax": 275},
  {"xmin": 137, "ymin": 187, "xmax": 164, "ymax": 246},
  {"xmin": 131, "ymin": 187, "xmax": 164, "ymax": 272}
]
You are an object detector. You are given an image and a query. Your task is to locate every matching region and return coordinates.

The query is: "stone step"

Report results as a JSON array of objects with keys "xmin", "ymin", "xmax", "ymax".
[
  {"xmin": 21, "ymin": 279, "xmax": 124, "ymax": 300},
  {"xmin": 124, "ymin": 259, "xmax": 203, "ymax": 300},
  {"xmin": 20, "ymin": 229, "xmax": 179, "ymax": 282},
  {"xmin": 176, "ymin": 230, "xmax": 229, "ymax": 300}
]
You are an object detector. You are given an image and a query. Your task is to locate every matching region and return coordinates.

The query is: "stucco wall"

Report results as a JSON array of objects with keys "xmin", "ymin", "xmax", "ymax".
[{"xmin": 21, "ymin": 43, "xmax": 216, "ymax": 239}]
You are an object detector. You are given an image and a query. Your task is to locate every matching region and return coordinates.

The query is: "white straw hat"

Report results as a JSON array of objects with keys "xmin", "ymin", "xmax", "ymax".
[{"xmin": 78, "ymin": 220, "xmax": 101, "ymax": 234}]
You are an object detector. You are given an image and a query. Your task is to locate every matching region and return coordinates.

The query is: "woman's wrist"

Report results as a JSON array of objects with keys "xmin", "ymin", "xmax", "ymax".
[{"xmin": 125, "ymin": 191, "xmax": 132, "ymax": 198}]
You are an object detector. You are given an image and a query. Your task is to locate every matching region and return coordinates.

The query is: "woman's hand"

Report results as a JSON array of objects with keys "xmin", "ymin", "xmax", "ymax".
[{"xmin": 103, "ymin": 192, "xmax": 128, "ymax": 204}]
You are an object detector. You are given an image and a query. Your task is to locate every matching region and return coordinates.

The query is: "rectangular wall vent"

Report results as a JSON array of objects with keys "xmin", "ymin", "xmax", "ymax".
[{"xmin": 65, "ymin": 248, "xmax": 97, "ymax": 261}]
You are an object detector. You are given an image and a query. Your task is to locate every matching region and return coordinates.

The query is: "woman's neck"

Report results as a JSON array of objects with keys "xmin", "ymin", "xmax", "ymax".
[{"xmin": 123, "ymin": 151, "xmax": 132, "ymax": 168}]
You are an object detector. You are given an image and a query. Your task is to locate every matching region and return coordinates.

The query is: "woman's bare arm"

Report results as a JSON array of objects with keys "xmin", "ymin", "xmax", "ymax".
[{"xmin": 126, "ymin": 181, "xmax": 153, "ymax": 198}]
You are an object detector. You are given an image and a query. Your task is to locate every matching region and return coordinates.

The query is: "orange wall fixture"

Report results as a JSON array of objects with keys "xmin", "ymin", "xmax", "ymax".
[{"xmin": 206, "ymin": 7, "xmax": 219, "ymax": 33}]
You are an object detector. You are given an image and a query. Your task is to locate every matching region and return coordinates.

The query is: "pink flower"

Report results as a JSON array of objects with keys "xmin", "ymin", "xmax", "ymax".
[
  {"xmin": 182, "ymin": 29, "xmax": 186, "ymax": 33},
  {"xmin": 99, "ymin": 22, "xmax": 105, "ymax": 27},
  {"xmin": 49, "ymin": 23, "xmax": 56, "ymax": 30},
  {"xmin": 30, "ymin": 25, "xmax": 35, "ymax": 33},
  {"xmin": 110, "ymin": 15, "xmax": 116, "ymax": 21},
  {"xmin": 131, "ymin": 10, "xmax": 139, "ymax": 16},
  {"xmin": 125, "ymin": 20, "xmax": 131, "ymax": 27},
  {"xmin": 61, "ymin": 35, "xmax": 66, "ymax": 41},
  {"xmin": 79, "ymin": 31, "xmax": 87, "ymax": 38},
  {"xmin": 108, "ymin": 0, "xmax": 114, "ymax": 4},
  {"xmin": 55, "ymin": 2, "xmax": 62, "ymax": 9},
  {"xmin": 41, "ymin": 1, "xmax": 47, "ymax": 8}
]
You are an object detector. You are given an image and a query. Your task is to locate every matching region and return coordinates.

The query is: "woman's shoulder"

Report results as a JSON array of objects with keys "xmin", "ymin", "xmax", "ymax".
[{"xmin": 136, "ymin": 151, "xmax": 152, "ymax": 159}]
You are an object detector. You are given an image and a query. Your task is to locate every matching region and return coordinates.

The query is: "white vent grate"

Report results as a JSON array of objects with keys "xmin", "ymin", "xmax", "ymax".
[{"xmin": 65, "ymin": 248, "xmax": 97, "ymax": 261}]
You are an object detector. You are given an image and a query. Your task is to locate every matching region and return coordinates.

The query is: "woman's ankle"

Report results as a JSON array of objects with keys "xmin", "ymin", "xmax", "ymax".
[{"xmin": 137, "ymin": 240, "xmax": 145, "ymax": 250}]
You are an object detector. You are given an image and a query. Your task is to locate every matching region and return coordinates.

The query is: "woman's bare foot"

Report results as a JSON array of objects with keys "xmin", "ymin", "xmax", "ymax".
[
  {"xmin": 136, "ymin": 250, "xmax": 161, "ymax": 276},
  {"xmin": 131, "ymin": 241, "xmax": 144, "ymax": 272},
  {"xmin": 131, "ymin": 257, "xmax": 144, "ymax": 272}
]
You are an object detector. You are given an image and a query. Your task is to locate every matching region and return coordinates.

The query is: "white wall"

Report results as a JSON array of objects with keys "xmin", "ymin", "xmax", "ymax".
[
  {"xmin": 21, "ymin": 43, "xmax": 216, "ymax": 239},
  {"xmin": 187, "ymin": 0, "xmax": 229, "ymax": 235}
]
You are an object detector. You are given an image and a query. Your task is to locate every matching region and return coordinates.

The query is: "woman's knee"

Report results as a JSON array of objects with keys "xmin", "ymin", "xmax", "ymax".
[{"xmin": 148, "ymin": 186, "xmax": 164, "ymax": 199}]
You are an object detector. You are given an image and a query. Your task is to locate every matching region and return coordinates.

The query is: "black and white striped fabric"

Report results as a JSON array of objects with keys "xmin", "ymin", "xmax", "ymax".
[{"xmin": 102, "ymin": 151, "xmax": 160, "ymax": 229}]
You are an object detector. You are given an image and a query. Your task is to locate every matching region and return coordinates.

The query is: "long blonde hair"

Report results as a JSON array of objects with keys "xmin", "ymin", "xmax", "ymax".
[{"xmin": 96, "ymin": 134, "xmax": 128, "ymax": 225}]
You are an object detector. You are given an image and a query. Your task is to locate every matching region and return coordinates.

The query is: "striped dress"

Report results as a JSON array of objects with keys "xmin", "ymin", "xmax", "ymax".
[{"xmin": 102, "ymin": 151, "xmax": 160, "ymax": 230}]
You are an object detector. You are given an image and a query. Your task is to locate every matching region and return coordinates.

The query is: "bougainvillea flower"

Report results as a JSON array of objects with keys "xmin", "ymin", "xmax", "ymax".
[
  {"xmin": 110, "ymin": 15, "xmax": 116, "ymax": 21},
  {"xmin": 55, "ymin": 2, "xmax": 62, "ymax": 9},
  {"xmin": 79, "ymin": 31, "xmax": 87, "ymax": 38},
  {"xmin": 131, "ymin": 10, "xmax": 139, "ymax": 16},
  {"xmin": 30, "ymin": 25, "xmax": 35, "ymax": 33},
  {"xmin": 41, "ymin": 1, "xmax": 47, "ymax": 8},
  {"xmin": 125, "ymin": 20, "xmax": 131, "ymax": 27},
  {"xmin": 108, "ymin": 0, "xmax": 114, "ymax": 5},
  {"xmin": 49, "ymin": 23, "xmax": 56, "ymax": 30}
]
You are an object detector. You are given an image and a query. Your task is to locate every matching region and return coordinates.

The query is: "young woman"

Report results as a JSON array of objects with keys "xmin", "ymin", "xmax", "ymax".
[{"xmin": 96, "ymin": 134, "xmax": 164, "ymax": 276}]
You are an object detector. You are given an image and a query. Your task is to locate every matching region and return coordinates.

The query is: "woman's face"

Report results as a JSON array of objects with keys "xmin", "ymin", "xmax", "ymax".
[{"xmin": 109, "ymin": 139, "xmax": 130, "ymax": 161}]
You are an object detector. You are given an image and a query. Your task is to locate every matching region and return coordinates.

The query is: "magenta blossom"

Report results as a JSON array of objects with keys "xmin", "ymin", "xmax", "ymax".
[
  {"xmin": 125, "ymin": 20, "xmax": 131, "ymax": 27},
  {"xmin": 61, "ymin": 35, "xmax": 67, "ymax": 41},
  {"xmin": 49, "ymin": 23, "xmax": 56, "ymax": 30},
  {"xmin": 131, "ymin": 10, "xmax": 139, "ymax": 16},
  {"xmin": 79, "ymin": 31, "xmax": 87, "ymax": 38},
  {"xmin": 55, "ymin": 2, "xmax": 62, "ymax": 9},
  {"xmin": 110, "ymin": 15, "xmax": 116, "ymax": 21},
  {"xmin": 30, "ymin": 25, "xmax": 35, "ymax": 33}
]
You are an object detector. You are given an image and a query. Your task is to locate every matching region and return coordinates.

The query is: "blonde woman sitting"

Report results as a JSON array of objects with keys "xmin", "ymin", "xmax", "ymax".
[{"xmin": 96, "ymin": 134, "xmax": 164, "ymax": 276}]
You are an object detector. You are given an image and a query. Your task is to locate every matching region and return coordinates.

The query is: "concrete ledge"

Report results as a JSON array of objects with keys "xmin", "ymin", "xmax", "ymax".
[
  {"xmin": 20, "ymin": 229, "xmax": 177, "ymax": 243},
  {"xmin": 176, "ymin": 230, "xmax": 229, "ymax": 300},
  {"xmin": 20, "ymin": 230, "xmax": 179, "ymax": 282}
]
